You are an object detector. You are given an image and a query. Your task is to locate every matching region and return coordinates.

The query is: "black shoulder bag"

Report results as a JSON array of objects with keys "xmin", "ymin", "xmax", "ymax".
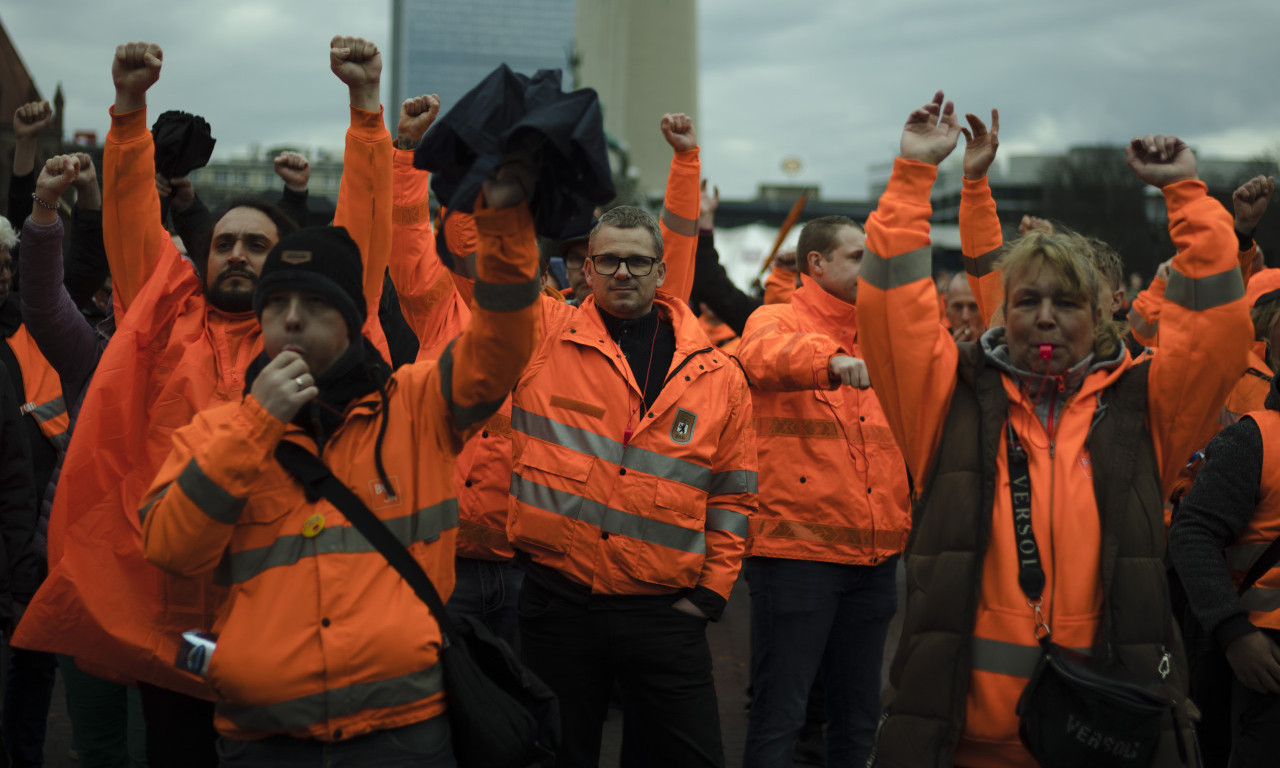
[
  {"xmin": 274, "ymin": 441, "xmax": 559, "ymax": 768},
  {"xmin": 1005, "ymin": 423, "xmax": 1176, "ymax": 768}
]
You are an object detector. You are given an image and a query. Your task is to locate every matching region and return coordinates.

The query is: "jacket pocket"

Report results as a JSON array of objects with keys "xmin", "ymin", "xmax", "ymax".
[
  {"xmin": 626, "ymin": 481, "xmax": 704, "ymax": 589},
  {"xmin": 509, "ymin": 449, "xmax": 594, "ymax": 555}
]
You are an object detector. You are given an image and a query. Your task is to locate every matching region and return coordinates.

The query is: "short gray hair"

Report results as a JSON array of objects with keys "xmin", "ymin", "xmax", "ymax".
[
  {"xmin": 590, "ymin": 206, "xmax": 664, "ymax": 261},
  {"xmin": 0, "ymin": 217, "xmax": 18, "ymax": 250}
]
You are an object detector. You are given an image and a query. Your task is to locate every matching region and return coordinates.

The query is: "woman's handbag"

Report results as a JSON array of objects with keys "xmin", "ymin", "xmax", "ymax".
[{"xmin": 275, "ymin": 441, "xmax": 559, "ymax": 768}]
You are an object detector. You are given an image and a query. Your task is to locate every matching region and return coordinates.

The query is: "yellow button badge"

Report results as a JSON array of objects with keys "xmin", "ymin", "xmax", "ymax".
[{"xmin": 302, "ymin": 513, "xmax": 326, "ymax": 538}]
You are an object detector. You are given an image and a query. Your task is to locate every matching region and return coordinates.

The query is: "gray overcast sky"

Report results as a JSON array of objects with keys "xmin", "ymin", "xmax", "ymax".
[{"xmin": 5, "ymin": 0, "xmax": 1278, "ymax": 199}]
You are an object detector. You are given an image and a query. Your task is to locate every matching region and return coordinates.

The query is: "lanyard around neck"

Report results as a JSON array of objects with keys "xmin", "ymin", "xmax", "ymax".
[{"xmin": 1007, "ymin": 420, "xmax": 1050, "ymax": 640}]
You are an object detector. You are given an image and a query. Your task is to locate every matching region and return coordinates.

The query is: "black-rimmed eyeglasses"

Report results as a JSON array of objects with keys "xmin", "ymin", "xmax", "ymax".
[{"xmin": 590, "ymin": 255, "xmax": 658, "ymax": 277}]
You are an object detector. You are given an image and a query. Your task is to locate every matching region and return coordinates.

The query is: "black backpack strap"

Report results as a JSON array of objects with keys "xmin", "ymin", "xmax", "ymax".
[{"xmin": 273, "ymin": 440, "xmax": 457, "ymax": 645}]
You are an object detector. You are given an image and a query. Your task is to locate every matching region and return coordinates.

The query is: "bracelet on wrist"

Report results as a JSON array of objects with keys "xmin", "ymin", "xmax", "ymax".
[
  {"xmin": 31, "ymin": 192, "xmax": 58, "ymax": 210},
  {"xmin": 393, "ymin": 137, "xmax": 419, "ymax": 151}
]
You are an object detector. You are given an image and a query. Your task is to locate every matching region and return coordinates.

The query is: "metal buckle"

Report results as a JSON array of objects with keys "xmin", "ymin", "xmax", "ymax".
[{"xmin": 1029, "ymin": 599, "xmax": 1050, "ymax": 641}]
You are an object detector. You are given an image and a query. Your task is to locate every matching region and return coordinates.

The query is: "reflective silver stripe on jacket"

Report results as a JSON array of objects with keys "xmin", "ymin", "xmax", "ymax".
[
  {"xmin": 1164, "ymin": 267, "xmax": 1245, "ymax": 312},
  {"xmin": 511, "ymin": 474, "xmax": 705, "ymax": 554},
  {"xmin": 217, "ymin": 665, "xmax": 443, "ymax": 732},
  {"xmin": 706, "ymin": 507, "xmax": 750, "ymax": 537},
  {"xmin": 963, "ymin": 247, "xmax": 1001, "ymax": 278},
  {"xmin": 1240, "ymin": 586, "xmax": 1280, "ymax": 614},
  {"xmin": 860, "ymin": 247, "xmax": 932, "ymax": 291},
  {"xmin": 177, "ymin": 460, "xmax": 246, "ymax": 525},
  {"xmin": 217, "ymin": 500, "xmax": 459, "ymax": 585},
  {"xmin": 970, "ymin": 636, "xmax": 1091, "ymax": 679},
  {"xmin": 512, "ymin": 406, "xmax": 714, "ymax": 491}
]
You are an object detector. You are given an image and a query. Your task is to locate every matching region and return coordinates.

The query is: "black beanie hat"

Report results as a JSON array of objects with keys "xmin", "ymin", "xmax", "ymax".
[{"xmin": 253, "ymin": 226, "xmax": 366, "ymax": 338}]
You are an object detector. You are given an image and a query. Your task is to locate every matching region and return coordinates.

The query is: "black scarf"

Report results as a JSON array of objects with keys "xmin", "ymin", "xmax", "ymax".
[{"xmin": 244, "ymin": 337, "xmax": 391, "ymax": 450}]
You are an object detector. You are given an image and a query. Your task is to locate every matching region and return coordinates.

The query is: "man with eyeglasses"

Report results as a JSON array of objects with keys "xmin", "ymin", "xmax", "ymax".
[{"xmin": 506, "ymin": 114, "xmax": 757, "ymax": 768}]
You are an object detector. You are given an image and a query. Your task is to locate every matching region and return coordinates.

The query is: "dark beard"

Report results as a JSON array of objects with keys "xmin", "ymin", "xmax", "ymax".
[{"xmin": 205, "ymin": 282, "xmax": 255, "ymax": 313}]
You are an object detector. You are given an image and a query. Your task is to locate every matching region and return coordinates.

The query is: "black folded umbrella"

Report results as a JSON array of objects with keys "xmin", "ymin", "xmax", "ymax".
[
  {"xmin": 415, "ymin": 65, "xmax": 615, "ymax": 240},
  {"xmin": 151, "ymin": 110, "xmax": 217, "ymax": 178}
]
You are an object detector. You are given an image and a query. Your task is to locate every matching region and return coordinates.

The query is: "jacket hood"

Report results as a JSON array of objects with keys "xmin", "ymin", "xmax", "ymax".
[{"xmin": 980, "ymin": 325, "xmax": 1128, "ymax": 428}]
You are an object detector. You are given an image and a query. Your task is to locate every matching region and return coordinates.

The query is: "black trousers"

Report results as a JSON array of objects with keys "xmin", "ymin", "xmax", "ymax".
[
  {"xmin": 518, "ymin": 580, "xmax": 723, "ymax": 768},
  {"xmin": 137, "ymin": 682, "xmax": 217, "ymax": 768},
  {"xmin": 1229, "ymin": 679, "xmax": 1280, "ymax": 768}
]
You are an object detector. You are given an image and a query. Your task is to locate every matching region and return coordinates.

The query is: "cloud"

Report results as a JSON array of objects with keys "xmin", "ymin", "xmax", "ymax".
[{"xmin": 3, "ymin": 0, "xmax": 1277, "ymax": 202}]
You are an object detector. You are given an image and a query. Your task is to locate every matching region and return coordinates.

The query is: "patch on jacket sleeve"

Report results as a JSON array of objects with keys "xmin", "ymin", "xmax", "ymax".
[{"xmin": 671, "ymin": 408, "xmax": 698, "ymax": 444}]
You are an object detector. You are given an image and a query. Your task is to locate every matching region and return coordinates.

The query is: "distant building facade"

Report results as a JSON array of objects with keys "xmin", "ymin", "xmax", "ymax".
[
  {"xmin": 576, "ymin": 0, "xmax": 698, "ymax": 200},
  {"xmin": 390, "ymin": 0, "xmax": 575, "ymax": 116}
]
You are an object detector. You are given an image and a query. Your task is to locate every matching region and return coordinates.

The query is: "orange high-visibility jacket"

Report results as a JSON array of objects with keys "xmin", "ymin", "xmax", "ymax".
[
  {"xmin": 14, "ymin": 105, "xmax": 394, "ymax": 699},
  {"xmin": 139, "ymin": 200, "xmax": 541, "ymax": 741},
  {"xmin": 5, "ymin": 325, "xmax": 68, "ymax": 450},
  {"xmin": 858, "ymin": 158, "xmax": 1249, "ymax": 767},
  {"xmin": 736, "ymin": 278, "xmax": 909, "ymax": 564},
  {"xmin": 508, "ymin": 290, "xmax": 756, "ymax": 602},
  {"xmin": 959, "ymin": 175, "xmax": 1005, "ymax": 326},
  {"xmin": 395, "ymin": 149, "xmax": 703, "ymax": 561},
  {"xmin": 1225, "ymin": 409, "xmax": 1280, "ymax": 632}
]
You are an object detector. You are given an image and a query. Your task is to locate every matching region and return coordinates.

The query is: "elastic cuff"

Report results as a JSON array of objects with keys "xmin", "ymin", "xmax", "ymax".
[
  {"xmin": 348, "ymin": 105, "xmax": 388, "ymax": 140},
  {"xmin": 961, "ymin": 175, "xmax": 992, "ymax": 196},
  {"xmin": 1161, "ymin": 179, "xmax": 1209, "ymax": 211},
  {"xmin": 686, "ymin": 585, "xmax": 727, "ymax": 622},
  {"xmin": 887, "ymin": 158, "xmax": 939, "ymax": 200},
  {"xmin": 1212, "ymin": 613, "xmax": 1258, "ymax": 649},
  {"xmin": 108, "ymin": 105, "xmax": 149, "ymax": 141},
  {"xmin": 241, "ymin": 394, "xmax": 291, "ymax": 443}
]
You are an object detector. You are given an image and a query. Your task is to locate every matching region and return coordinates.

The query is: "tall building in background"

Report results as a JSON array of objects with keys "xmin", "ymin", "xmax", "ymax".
[
  {"xmin": 390, "ymin": 0, "xmax": 698, "ymax": 202},
  {"xmin": 390, "ymin": 0, "xmax": 575, "ymax": 119},
  {"xmin": 576, "ymin": 0, "xmax": 698, "ymax": 199}
]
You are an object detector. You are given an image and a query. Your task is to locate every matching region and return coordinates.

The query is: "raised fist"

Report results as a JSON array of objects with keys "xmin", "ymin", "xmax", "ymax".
[
  {"xmin": 397, "ymin": 94, "xmax": 442, "ymax": 146},
  {"xmin": 330, "ymin": 36, "xmax": 381, "ymax": 89},
  {"xmin": 273, "ymin": 151, "xmax": 311, "ymax": 192},
  {"xmin": 1124, "ymin": 134, "xmax": 1197, "ymax": 189},
  {"xmin": 73, "ymin": 153, "xmax": 102, "ymax": 211},
  {"xmin": 661, "ymin": 113, "xmax": 697, "ymax": 153},
  {"xmin": 1233, "ymin": 175, "xmax": 1275, "ymax": 235},
  {"xmin": 113, "ymin": 41, "xmax": 163, "ymax": 98},
  {"xmin": 34, "ymin": 155, "xmax": 79, "ymax": 217},
  {"xmin": 13, "ymin": 101, "xmax": 54, "ymax": 141},
  {"xmin": 900, "ymin": 91, "xmax": 961, "ymax": 167}
]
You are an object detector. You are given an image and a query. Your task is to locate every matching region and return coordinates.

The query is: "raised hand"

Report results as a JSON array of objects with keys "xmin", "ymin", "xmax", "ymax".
[
  {"xmin": 13, "ymin": 101, "xmax": 54, "ymax": 141},
  {"xmin": 661, "ymin": 113, "xmax": 697, "ymax": 153},
  {"xmin": 32, "ymin": 154, "xmax": 80, "ymax": 224},
  {"xmin": 72, "ymin": 152, "xmax": 102, "ymax": 211},
  {"xmin": 698, "ymin": 179, "xmax": 719, "ymax": 229},
  {"xmin": 1233, "ymin": 174, "xmax": 1275, "ymax": 234},
  {"xmin": 1124, "ymin": 134, "xmax": 1197, "ymax": 188},
  {"xmin": 273, "ymin": 151, "xmax": 311, "ymax": 192},
  {"xmin": 482, "ymin": 152, "xmax": 537, "ymax": 209},
  {"xmin": 900, "ymin": 91, "xmax": 961, "ymax": 166},
  {"xmin": 113, "ymin": 41, "xmax": 163, "ymax": 113},
  {"xmin": 330, "ymin": 36, "xmax": 381, "ymax": 112},
  {"xmin": 397, "ymin": 94, "xmax": 442, "ymax": 147},
  {"xmin": 1018, "ymin": 215, "xmax": 1054, "ymax": 236},
  {"xmin": 961, "ymin": 109, "xmax": 999, "ymax": 180}
]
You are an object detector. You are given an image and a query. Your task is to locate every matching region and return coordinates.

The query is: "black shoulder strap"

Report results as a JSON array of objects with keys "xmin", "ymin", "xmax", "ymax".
[
  {"xmin": 1240, "ymin": 538, "xmax": 1280, "ymax": 596},
  {"xmin": 273, "ymin": 440, "xmax": 457, "ymax": 645}
]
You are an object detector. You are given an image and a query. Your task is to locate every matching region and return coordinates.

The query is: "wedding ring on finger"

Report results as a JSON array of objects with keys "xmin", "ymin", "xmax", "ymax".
[{"xmin": 295, "ymin": 376, "xmax": 306, "ymax": 391}]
